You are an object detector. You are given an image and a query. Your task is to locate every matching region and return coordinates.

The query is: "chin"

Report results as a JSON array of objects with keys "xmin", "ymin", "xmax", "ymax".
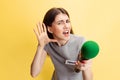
[{"xmin": 64, "ymin": 36, "xmax": 70, "ymax": 40}]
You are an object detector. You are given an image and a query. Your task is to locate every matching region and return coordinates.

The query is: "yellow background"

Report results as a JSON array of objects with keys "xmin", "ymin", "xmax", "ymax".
[{"xmin": 0, "ymin": 0, "xmax": 120, "ymax": 80}]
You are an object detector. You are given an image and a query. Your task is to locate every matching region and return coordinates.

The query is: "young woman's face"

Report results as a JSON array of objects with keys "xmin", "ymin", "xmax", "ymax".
[{"xmin": 48, "ymin": 13, "xmax": 71, "ymax": 41}]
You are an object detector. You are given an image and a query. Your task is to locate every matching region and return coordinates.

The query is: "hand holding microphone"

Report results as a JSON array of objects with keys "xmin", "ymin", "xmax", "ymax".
[
  {"xmin": 75, "ymin": 59, "xmax": 92, "ymax": 72},
  {"xmin": 74, "ymin": 40, "xmax": 100, "ymax": 72}
]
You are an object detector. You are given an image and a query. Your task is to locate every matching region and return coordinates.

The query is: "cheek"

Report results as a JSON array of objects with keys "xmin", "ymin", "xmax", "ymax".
[
  {"xmin": 68, "ymin": 24, "xmax": 72, "ymax": 29},
  {"xmin": 53, "ymin": 27, "xmax": 63, "ymax": 33}
]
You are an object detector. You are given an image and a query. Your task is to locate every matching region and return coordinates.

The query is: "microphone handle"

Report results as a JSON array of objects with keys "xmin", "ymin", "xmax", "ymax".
[
  {"xmin": 74, "ymin": 58, "xmax": 88, "ymax": 73},
  {"xmin": 74, "ymin": 68, "xmax": 81, "ymax": 73}
]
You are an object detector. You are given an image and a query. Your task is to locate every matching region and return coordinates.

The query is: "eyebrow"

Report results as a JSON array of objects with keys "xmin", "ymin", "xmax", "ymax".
[
  {"xmin": 56, "ymin": 19, "xmax": 70, "ymax": 23},
  {"xmin": 56, "ymin": 20, "xmax": 64, "ymax": 23}
]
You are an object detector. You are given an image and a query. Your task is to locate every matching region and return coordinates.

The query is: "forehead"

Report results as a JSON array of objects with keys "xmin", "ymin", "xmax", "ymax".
[{"xmin": 54, "ymin": 13, "xmax": 69, "ymax": 22}]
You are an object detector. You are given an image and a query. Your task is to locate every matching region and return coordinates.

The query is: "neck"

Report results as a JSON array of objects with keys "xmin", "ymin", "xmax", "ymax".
[
  {"xmin": 53, "ymin": 35, "xmax": 71, "ymax": 46},
  {"xmin": 57, "ymin": 40, "xmax": 68, "ymax": 46},
  {"xmin": 57, "ymin": 39, "xmax": 69, "ymax": 46}
]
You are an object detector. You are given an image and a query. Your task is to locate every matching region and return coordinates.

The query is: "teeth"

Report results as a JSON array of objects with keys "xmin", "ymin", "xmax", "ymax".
[
  {"xmin": 63, "ymin": 31, "xmax": 69, "ymax": 34},
  {"xmin": 65, "ymin": 31, "xmax": 68, "ymax": 33}
]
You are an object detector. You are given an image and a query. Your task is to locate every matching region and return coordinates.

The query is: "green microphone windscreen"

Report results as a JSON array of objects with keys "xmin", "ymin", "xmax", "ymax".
[{"xmin": 81, "ymin": 40, "xmax": 100, "ymax": 60}]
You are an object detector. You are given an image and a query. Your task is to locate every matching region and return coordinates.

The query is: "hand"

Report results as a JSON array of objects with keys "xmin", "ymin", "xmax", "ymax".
[
  {"xmin": 75, "ymin": 59, "xmax": 92, "ymax": 71},
  {"xmin": 33, "ymin": 22, "xmax": 57, "ymax": 47}
]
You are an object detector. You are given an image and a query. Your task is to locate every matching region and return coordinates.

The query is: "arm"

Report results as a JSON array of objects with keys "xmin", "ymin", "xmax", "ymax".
[
  {"xmin": 82, "ymin": 59, "xmax": 93, "ymax": 80},
  {"xmin": 31, "ymin": 45, "xmax": 47, "ymax": 77},
  {"xmin": 82, "ymin": 68, "xmax": 93, "ymax": 80},
  {"xmin": 75, "ymin": 59, "xmax": 93, "ymax": 80},
  {"xmin": 30, "ymin": 22, "xmax": 57, "ymax": 77}
]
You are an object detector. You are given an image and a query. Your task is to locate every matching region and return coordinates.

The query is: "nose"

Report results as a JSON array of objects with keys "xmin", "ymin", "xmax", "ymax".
[{"xmin": 64, "ymin": 22, "xmax": 69, "ymax": 29}]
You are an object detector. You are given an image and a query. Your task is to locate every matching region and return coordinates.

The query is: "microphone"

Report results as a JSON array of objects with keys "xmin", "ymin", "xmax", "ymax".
[{"xmin": 74, "ymin": 40, "xmax": 100, "ymax": 72}]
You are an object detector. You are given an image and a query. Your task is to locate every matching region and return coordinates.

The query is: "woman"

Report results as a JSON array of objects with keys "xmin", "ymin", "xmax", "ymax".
[{"xmin": 31, "ymin": 7, "xmax": 93, "ymax": 80}]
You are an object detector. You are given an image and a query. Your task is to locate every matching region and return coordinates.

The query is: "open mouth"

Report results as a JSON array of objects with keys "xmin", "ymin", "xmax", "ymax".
[
  {"xmin": 63, "ymin": 30, "xmax": 70, "ymax": 37},
  {"xmin": 63, "ymin": 31, "xmax": 69, "ymax": 34}
]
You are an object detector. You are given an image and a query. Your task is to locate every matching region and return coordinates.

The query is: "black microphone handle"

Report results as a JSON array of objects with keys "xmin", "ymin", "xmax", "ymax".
[
  {"xmin": 74, "ymin": 58, "xmax": 88, "ymax": 73},
  {"xmin": 74, "ymin": 68, "xmax": 81, "ymax": 73}
]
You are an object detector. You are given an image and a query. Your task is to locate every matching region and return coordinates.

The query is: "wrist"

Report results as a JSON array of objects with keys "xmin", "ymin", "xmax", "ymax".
[
  {"xmin": 82, "ymin": 68, "xmax": 93, "ymax": 80},
  {"xmin": 37, "ymin": 44, "xmax": 44, "ymax": 49},
  {"xmin": 82, "ymin": 68, "xmax": 92, "ymax": 72}
]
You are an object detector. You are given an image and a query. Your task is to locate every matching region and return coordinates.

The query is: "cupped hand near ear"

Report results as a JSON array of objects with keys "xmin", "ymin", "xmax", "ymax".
[{"xmin": 33, "ymin": 22, "xmax": 58, "ymax": 47}]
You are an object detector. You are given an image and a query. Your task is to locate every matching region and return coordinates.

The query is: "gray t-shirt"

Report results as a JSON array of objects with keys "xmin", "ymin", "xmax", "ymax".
[{"xmin": 44, "ymin": 34, "xmax": 85, "ymax": 80}]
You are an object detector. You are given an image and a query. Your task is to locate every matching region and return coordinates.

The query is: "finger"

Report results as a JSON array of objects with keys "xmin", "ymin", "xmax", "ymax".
[
  {"xmin": 39, "ymin": 22, "xmax": 43, "ymax": 32},
  {"xmin": 82, "ymin": 59, "xmax": 92, "ymax": 64},
  {"xmin": 75, "ymin": 61, "xmax": 80, "ymax": 66},
  {"xmin": 42, "ymin": 23, "xmax": 47, "ymax": 32},
  {"xmin": 33, "ymin": 28, "xmax": 39, "ymax": 39},
  {"xmin": 75, "ymin": 61, "xmax": 78, "ymax": 65},
  {"xmin": 81, "ymin": 63, "xmax": 85, "ymax": 67},
  {"xmin": 36, "ymin": 23, "xmax": 41, "ymax": 35},
  {"xmin": 81, "ymin": 60, "xmax": 87, "ymax": 64},
  {"xmin": 77, "ymin": 61, "xmax": 81, "ymax": 65}
]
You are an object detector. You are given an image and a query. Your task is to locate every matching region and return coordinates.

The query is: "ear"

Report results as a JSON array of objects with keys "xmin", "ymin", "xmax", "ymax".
[{"xmin": 47, "ymin": 26, "xmax": 53, "ymax": 33}]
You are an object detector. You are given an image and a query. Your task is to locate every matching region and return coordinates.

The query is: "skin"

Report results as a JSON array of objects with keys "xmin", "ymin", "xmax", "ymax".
[
  {"xmin": 31, "ymin": 13, "xmax": 93, "ymax": 80},
  {"xmin": 48, "ymin": 13, "xmax": 71, "ymax": 46}
]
